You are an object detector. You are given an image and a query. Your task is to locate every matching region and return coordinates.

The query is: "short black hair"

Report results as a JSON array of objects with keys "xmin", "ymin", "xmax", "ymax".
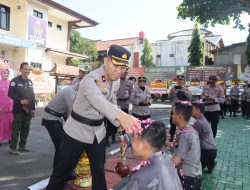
[
  {"xmin": 174, "ymin": 102, "xmax": 193, "ymax": 121},
  {"xmin": 79, "ymin": 69, "xmax": 85, "ymax": 74},
  {"xmin": 192, "ymin": 102, "xmax": 205, "ymax": 113},
  {"xmin": 20, "ymin": 62, "xmax": 29, "ymax": 69},
  {"xmin": 139, "ymin": 121, "xmax": 166, "ymax": 151}
]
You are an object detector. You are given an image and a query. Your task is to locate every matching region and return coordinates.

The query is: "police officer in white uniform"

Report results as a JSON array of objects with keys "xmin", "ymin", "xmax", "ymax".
[
  {"xmin": 229, "ymin": 80, "xmax": 240, "ymax": 117},
  {"xmin": 117, "ymin": 68, "xmax": 133, "ymax": 114},
  {"xmin": 42, "ymin": 84, "xmax": 78, "ymax": 170},
  {"xmin": 201, "ymin": 75, "xmax": 225, "ymax": 138},
  {"xmin": 130, "ymin": 76, "xmax": 152, "ymax": 121},
  {"xmin": 46, "ymin": 45, "xmax": 140, "ymax": 190},
  {"xmin": 169, "ymin": 75, "xmax": 192, "ymax": 142},
  {"xmin": 105, "ymin": 68, "xmax": 133, "ymax": 146},
  {"xmin": 242, "ymin": 81, "xmax": 250, "ymax": 120}
]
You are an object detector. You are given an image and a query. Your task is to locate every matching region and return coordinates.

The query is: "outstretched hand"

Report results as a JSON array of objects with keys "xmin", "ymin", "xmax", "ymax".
[{"xmin": 117, "ymin": 112, "xmax": 142, "ymax": 134}]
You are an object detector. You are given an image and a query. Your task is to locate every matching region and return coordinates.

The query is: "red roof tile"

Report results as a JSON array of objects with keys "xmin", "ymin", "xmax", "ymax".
[{"xmin": 96, "ymin": 37, "xmax": 139, "ymax": 51}]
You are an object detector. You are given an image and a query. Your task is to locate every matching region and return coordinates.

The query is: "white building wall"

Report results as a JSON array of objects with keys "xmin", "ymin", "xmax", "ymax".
[
  {"xmin": 126, "ymin": 40, "xmax": 191, "ymax": 67},
  {"xmin": 124, "ymin": 39, "xmax": 193, "ymax": 67},
  {"xmin": 47, "ymin": 15, "xmax": 68, "ymax": 51},
  {"xmin": 28, "ymin": 3, "xmax": 48, "ymax": 20}
]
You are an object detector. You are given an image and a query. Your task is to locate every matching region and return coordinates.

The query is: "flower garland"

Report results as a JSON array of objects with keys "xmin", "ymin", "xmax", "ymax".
[{"xmin": 124, "ymin": 118, "xmax": 155, "ymax": 136}]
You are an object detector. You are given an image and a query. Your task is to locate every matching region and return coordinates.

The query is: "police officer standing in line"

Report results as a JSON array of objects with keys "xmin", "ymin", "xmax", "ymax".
[
  {"xmin": 128, "ymin": 76, "xmax": 136, "ymax": 86},
  {"xmin": 201, "ymin": 75, "xmax": 225, "ymax": 138},
  {"xmin": 8, "ymin": 62, "xmax": 35, "ymax": 155},
  {"xmin": 117, "ymin": 68, "xmax": 133, "ymax": 114},
  {"xmin": 230, "ymin": 80, "xmax": 240, "ymax": 117},
  {"xmin": 41, "ymin": 83, "xmax": 79, "ymax": 170},
  {"xmin": 168, "ymin": 75, "xmax": 192, "ymax": 142},
  {"xmin": 241, "ymin": 84, "xmax": 247, "ymax": 118},
  {"xmin": 130, "ymin": 76, "xmax": 152, "ymax": 121},
  {"xmin": 46, "ymin": 45, "xmax": 140, "ymax": 190},
  {"xmin": 242, "ymin": 81, "xmax": 250, "ymax": 120},
  {"xmin": 219, "ymin": 82, "xmax": 227, "ymax": 119},
  {"xmin": 71, "ymin": 68, "xmax": 87, "ymax": 85},
  {"xmin": 104, "ymin": 68, "xmax": 133, "ymax": 146}
]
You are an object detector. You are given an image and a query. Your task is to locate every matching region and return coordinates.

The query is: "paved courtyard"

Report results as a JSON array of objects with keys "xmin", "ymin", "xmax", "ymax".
[{"xmin": 201, "ymin": 116, "xmax": 250, "ymax": 190}]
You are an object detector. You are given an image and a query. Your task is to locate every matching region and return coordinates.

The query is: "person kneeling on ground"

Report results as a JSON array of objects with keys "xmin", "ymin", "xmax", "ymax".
[
  {"xmin": 192, "ymin": 99, "xmax": 217, "ymax": 174},
  {"xmin": 167, "ymin": 101, "xmax": 202, "ymax": 190},
  {"xmin": 127, "ymin": 120, "xmax": 183, "ymax": 190}
]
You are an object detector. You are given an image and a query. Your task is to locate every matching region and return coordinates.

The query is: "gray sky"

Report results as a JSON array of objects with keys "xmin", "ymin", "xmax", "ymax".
[{"xmin": 55, "ymin": 0, "xmax": 250, "ymax": 45}]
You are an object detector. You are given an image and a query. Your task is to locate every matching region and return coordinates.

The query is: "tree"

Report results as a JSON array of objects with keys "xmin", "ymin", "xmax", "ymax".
[
  {"xmin": 188, "ymin": 23, "xmax": 204, "ymax": 66},
  {"xmin": 177, "ymin": 0, "xmax": 250, "ymax": 29},
  {"xmin": 246, "ymin": 23, "xmax": 250, "ymax": 65},
  {"xmin": 70, "ymin": 30, "xmax": 98, "ymax": 66},
  {"xmin": 140, "ymin": 38, "xmax": 154, "ymax": 67}
]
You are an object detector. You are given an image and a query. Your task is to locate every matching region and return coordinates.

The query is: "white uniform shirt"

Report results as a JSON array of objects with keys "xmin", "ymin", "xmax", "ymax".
[
  {"xmin": 63, "ymin": 66, "xmax": 121, "ymax": 144},
  {"xmin": 42, "ymin": 85, "xmax": 77, "ymax": 121}
]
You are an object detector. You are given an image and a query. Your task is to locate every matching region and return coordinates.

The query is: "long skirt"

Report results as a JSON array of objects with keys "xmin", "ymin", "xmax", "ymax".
[{"xmin": 0, "ymin": 112, "xmax": 13, "ymax": 141}]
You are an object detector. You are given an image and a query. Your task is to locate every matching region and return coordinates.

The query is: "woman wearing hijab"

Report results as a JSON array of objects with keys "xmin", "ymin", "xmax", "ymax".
[{"xmin": 0, "ymin": 68, "xmax": 13, "ymax": 145}]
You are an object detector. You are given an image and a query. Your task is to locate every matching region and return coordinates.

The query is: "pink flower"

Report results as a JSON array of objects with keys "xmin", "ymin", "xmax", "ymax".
[
  {"xmin": 178, "ymin": 101, "xmax": 192, "ymax": 106},
  {"xmin": 194, "ymin": 99, "xmax": 204, "ymax": 104}
]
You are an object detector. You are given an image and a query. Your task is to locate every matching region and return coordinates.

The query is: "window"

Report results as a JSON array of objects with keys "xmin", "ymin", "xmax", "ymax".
[
  {"xmin": 0, "ymin": 4, "xmax": 10, "ymax": 30},
  {"xmin": 33, "ymin": 10, "xmax": 43, "ymax": 19},
  {"xmin": 56, "ymin": 24, "xmax": 62, "ymax": 31},
  {"xmin": 169, "ymin": 54, "xmax": 175, "ymax": 57},
  {"xmin": 48, "ymin": 21, "xmax": 52, "ymax": 28}
]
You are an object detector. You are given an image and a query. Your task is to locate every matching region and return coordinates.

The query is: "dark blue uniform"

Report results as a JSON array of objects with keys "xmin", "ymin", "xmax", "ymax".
[
  {"xmin": 8, "ymin": 76, "xmax": 35, "ymax": 113},
  {"xmin": 8, "ymin": 75, "xmax": 35, "ymax": 152}
]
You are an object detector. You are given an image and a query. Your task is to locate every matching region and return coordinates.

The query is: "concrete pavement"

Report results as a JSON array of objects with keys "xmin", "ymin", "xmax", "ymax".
[
  {"xmin": 2, "ymin": 102, "xmax": 249, "ymax": 190},
  {"xmin": 202, "ymin": 115, "xmax": 250, "ymax": 190},
  {"xmin": 0, "ymin": 102, "xmax": 171, "ymax": 190}
]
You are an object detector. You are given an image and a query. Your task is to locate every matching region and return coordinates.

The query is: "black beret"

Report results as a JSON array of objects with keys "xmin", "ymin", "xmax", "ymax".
[{"xmin": 107, "ymin": 45, "xmax": 131, "ymax": 66}]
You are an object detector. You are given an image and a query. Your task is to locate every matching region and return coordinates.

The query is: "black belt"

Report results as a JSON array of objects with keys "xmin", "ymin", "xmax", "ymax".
[
  {"xmin": 71, "ymin": 110, "xmax": 104, "ymax": 126},
  {"xmin": 118, "ymin": 97, "xmax": 129, "ymax": 101},
  {"xmin": 136, "ymin": 102, "xmax": 150, "ymax": 106},
  {"xmin": 205, "ymin": 102, "xmax": 219, "ymax": 106},
  {"xmin": 45, "ymin": 107, "xmax": 64, "ymax": 118}
]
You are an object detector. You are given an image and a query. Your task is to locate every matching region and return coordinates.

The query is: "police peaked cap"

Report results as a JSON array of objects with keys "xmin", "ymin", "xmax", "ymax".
[
  {"xmin": 128, "ymin": 76, "xmax": 136, "ymax": 82},
  {"xmin": 208, "ymin": 75, "xmax": 218, "ymax": 82},
  {"xmin": 138, "ymin": 76, "xmax": 146, "ymax": 82},
  {"xmin": 231, "ymin": 79, "xmax": 240, "ymax": 82},
  {"xmin": 176, "ymin": 75, "xmax": 184, "ymax": 80},
  {"xmin": 107, "ymin": 45, "xmax": 131, "ymax": 66}
]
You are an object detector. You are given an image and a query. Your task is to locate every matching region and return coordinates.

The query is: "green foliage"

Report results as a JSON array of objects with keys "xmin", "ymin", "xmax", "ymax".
[
  {"xmin": 188, "ymin": 23, "xmax": 204, "ymax": 66},
  {"xmin": 177, "ymin": 0, "xmax": 250, "ymax": 30},
  {"xmin": 246, "ymin": 23, "xmax": 250, "ymax": 65},
  {"xmin": 70, "ymin": 30, "xmax": 98, "ymax": 63},
  {"xmin": 140, "ymin": 38, "xmax": 154, "ymax": 67},
  {"xmin": 70, "ymin": 60, "xmax": 82, "ymax": 67}
]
